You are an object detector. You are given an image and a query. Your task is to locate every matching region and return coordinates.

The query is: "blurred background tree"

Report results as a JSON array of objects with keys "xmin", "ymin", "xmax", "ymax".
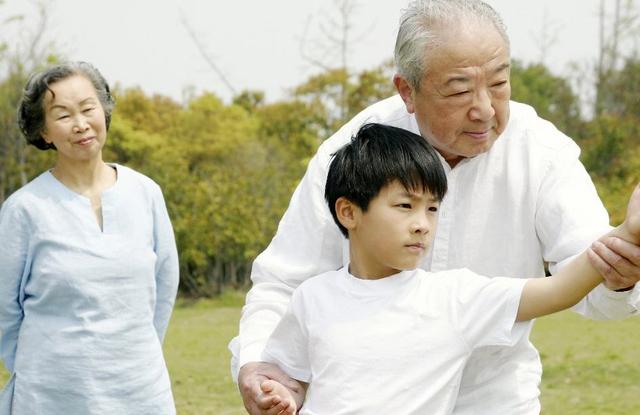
[{"xmin": 1, "ymin": 0, "xmax": 638, "ymax": 296}]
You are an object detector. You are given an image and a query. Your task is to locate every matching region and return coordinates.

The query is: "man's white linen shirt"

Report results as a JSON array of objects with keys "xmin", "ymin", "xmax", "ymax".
[
  {"xmin": 231, "ymin": 95, "xmax": 640, "ymax": 414},
  {"xmin": 262, "ymin": 267, "xmax": 528, "ymax": 415}
]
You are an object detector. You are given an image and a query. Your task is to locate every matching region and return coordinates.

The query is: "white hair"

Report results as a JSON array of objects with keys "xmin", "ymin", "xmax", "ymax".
[{"xmin": 394, "ymin": 0, "xmax": 510, "ymax": 90}]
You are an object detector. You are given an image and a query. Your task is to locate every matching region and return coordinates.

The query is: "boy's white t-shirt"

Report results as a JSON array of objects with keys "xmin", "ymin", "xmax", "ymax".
[{"xmin": 262, "ymin": 267, "xmax": 528, "ymax": 415}]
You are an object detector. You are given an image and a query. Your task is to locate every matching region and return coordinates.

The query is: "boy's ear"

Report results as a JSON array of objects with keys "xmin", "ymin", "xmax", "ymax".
[{"xmin": 335, "ymin": 197, "xmax": 359, "ymax": 231}]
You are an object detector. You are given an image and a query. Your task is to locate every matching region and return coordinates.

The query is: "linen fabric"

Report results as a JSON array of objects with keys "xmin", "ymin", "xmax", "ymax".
[
  {"xmin": 263, "ymin": 267, "xmax": 528, "ymax": 414},
  {"xmin": 0, "ymin": 164, "xmax": 179, "ymax": 415}
]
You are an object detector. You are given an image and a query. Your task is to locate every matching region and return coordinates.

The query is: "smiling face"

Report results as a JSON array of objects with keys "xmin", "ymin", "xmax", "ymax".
[
  {"xmin": 339, "ymin": 180, "xmax": 440, "ymax": 279},
  {"xmin": 41, "ymin": 74, "xmax": 107, "ymax": 166},
  {"xmin": 394, "ymin": 20, "xmax": 511, "ymax": 167}
]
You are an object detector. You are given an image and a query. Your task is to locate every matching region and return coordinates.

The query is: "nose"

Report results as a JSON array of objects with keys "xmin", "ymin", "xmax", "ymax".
[
  {"xmin": 410, "ymin": 212, "xmax": 430, "ymax": 234},
  {"xmin": 72, "ymin": 116, "xmax": 90, "ymax": 133},
  {"xmin": 468, "ymin": 88, "xmax": 495, "ymax": 122}
]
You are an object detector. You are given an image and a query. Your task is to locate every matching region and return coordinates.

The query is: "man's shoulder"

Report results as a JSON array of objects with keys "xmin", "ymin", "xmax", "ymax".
[
  {"xmin": 506, "ymin": 101, "xmax": 578, "ymax": 152},
  {"xmin": 318, "ymin": 95, "xmax": 414, "ymax": 153}
]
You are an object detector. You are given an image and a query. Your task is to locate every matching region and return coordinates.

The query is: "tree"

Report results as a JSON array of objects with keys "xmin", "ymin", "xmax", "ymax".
[
  {"xmin": 509, "ymin": 60, "xmax": 584, "ymax": 138},
  {"xmin": 0, "ymin": 0, "xmax": 58, "ymax": 204},
  {"xmin": 594, "ymin": 0, "xmax": 639, "ymax": 116}
]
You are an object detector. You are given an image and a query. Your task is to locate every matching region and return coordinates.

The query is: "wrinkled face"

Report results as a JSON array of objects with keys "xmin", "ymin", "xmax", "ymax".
[
  {"xmin": 346, "ymin": 181, "xmax": 440, "ymax": 279},
  {"xmin": 41, "ymin": 75, "xmax": 107, "ymax": 165},
  {"xmin": 395, "ymin": 21, "xmax": 511, "ymax": 167}
]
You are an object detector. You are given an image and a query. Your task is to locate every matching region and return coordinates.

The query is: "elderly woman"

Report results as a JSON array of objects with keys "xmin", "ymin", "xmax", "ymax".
[{"xmin": 0, "ymin": 62, "xmax": 179, "ymax": 414}]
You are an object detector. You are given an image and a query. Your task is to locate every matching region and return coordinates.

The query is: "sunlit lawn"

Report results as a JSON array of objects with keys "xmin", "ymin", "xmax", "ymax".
[{"xmin": 1, "ymin": 293, "xmax": 638, "ymax": 414}]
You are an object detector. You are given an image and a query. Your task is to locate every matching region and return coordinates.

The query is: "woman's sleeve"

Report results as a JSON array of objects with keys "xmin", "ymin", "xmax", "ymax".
[
  {"xmin": 150, "ymin": 185, "xmax": 180, "ymax": 343},
  {"xmin": 0, "ymin": 202, "xmax": 29, "ymax": 372}
]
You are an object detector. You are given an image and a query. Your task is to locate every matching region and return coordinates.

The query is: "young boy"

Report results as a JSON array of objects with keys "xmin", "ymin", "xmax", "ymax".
[{"xmin": 258, "ymin": 123, "xmax": 640, "ymax": 414}]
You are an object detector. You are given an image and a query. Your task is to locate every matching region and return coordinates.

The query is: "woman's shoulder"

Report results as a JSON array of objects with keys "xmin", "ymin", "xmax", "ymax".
[
  {"xmin": 3, "ymin": 171, "xmax": 52, "ymax": 207},
  {"xmin": 0, "ymin": 171, "xmax": 53, "ymax": 223},
  {"xmin": 113, "ymin": 164, "xmax": 162, "ymax": 195}
]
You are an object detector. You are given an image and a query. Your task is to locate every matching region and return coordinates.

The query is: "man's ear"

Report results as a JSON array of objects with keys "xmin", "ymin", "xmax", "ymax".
[
  {"xmin": 335, "ymin": 197, "xmax": 360, "ymax": 232},
  {"xmin": 393, "ymin": 73, "xmax": 416, "ymax": 114}
]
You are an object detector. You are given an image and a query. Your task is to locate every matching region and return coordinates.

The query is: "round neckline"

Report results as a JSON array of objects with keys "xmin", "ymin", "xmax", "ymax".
[{"xmin": 341, "ymin": 267, "xmax": 417, "ymax": 296}]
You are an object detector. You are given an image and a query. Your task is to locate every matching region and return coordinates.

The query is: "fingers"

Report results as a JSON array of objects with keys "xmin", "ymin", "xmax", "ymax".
[
  {"xmin": 238, "ymin": 363, "xmax": 301, "ymax": 415},
  {"xmin": 589, "ymin": 238, "xmax": 640, "ymax": 290},
  {"xmin": 260, "ymin": 364, "xmax": 301, "ymax": 391},
  {"xmin": 256, "ymin": 394, "xmax": 292, "ymax": 415},
  {"xmin": 239, "ymin": 363, "xmax": 270, "ymax": 415}
]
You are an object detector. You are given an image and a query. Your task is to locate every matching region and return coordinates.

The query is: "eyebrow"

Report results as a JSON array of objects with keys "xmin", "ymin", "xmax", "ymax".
[
  {"xmin": 444, "ymin": 62, "xmax": 511, "ymax": 86},
  {"xmin": 400, "ymin": 190, "xmax": 439, "ymax": 202},
  {"xmin": 48, "ymin": 97, "xmax": 98, "ymax": 111}
]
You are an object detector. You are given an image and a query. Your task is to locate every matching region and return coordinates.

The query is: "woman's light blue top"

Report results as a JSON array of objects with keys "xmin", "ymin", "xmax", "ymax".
[{"xmin": 0, "ymin": 164, "xmax": 179, "ymax": 414}]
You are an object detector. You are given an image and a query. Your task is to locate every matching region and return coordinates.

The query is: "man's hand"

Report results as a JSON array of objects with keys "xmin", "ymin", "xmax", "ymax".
[
  {"xmin": 589, "ymin": 184, "xmax": 640, "ymax": 291},
  {"xmin": 238, "ymin": 362, "xmax": 305, "ymax": 415}
]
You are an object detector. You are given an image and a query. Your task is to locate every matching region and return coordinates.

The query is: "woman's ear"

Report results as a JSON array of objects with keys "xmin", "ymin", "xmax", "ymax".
[{"xmin": 335, "ymin": 197, "xmax": 360, "ymax": 232}]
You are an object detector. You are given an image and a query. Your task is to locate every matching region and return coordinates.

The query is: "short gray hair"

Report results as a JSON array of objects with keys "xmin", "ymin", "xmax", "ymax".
[
  {"xmin": 17, "ymin": 61, "xmax": 115, "ymax": 150},
  {"xmin": 394, "ymin": 0, "xmax": 510, "ymax": 90}
]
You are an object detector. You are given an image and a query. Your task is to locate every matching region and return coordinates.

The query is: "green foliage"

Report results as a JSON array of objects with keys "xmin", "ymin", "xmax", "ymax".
[
  {"xmin": 0, "ymin": 67, "xmax": 55, "ymax": 204},
  {"xmin": 1, "ymin": 48, "xmax": 638, "ymax": 296},
  {"xmin": 510, "ymin": 59, "xmax": 583, "ymax": 137},
  {"xmin": 598, "ymin": 57, "xmax": 640, "ymax": 117},
  {"xmin": 293, "ymin": 62, "xmax": 396, "ymax": 136}
]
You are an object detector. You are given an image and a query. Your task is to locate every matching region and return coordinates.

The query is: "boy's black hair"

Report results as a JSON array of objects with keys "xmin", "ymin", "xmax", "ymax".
[{"xmin": 325, "ymin": 123, "xmax": 448, "ymax": 237}]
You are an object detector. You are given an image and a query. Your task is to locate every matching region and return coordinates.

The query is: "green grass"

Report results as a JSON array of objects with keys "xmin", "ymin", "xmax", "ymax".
[
  {"xmin": 531, "ymin": 310, "xmax": 640, "ymax": 414},
  {"xmin": 1, "ymin": 297, "xmax": 638, "ymax": 414}
]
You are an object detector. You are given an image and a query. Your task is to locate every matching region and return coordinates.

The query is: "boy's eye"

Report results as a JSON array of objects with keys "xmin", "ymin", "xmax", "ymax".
[
  {"xmin": 57, "ymin": 115, "xmax": 69, "ymax": 120},
  {"xmin": 428, "ymin": 206, "xmax": 439, "ymax": 212},
  {"xmin": 83, "ymin": 107, "xmax": 95, "ymax": 113},
  {"xmin": 397, "ymin": 203, "xmax": 412, "ymax": 209}
]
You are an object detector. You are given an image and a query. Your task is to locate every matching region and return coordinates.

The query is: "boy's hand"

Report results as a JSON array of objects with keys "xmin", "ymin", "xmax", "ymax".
[
  {"xmin": 257, "ymin": 380, "xmax": 298, "ymax": 415},
  {"xmin": 589, "ymin": 183, "xmax": 640, "ymax": 291},
  {"xmin": 238, "ymin": 362, "xmax": 305, "ymax": 415}
]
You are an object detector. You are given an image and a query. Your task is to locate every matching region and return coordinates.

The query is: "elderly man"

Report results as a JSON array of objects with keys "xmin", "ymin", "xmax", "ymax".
[{"xmin": 230, "ymin": 0, "xmax": 640, "ymax": 414}]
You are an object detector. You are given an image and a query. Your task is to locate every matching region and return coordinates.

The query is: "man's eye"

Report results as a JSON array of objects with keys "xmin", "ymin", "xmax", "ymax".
[
  {"xmin": 450, "ymin": 91, "xmax": 469, "ymax": 97},
  {"xmin": 83, "ymin": 107, "xmax": 95, "ymax": 113},
  {"xmin": 57, "ymin": 115, "xmax": 69, "ymax": 120},
  {"xmin": 492, "ymin": 81, "xmax": 507, "ymax": 87}
]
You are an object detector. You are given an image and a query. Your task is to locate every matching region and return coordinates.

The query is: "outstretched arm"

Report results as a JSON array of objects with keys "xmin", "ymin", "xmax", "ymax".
[{"xmin": 518, "ymin": 183, "xmax": 640, "ymax": 321}]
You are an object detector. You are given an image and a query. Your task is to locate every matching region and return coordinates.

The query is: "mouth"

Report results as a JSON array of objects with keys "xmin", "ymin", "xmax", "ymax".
[
  {"xmin": 75, "ymin": 136, "xmax": 95, "ymax": 145},
  {"xmin": 405, "ymin": 242, "xmax": 427, "ymax": 253},
  {"xmin": 464, "ymin": 129, "xmax": 492, "ymax": 140}
]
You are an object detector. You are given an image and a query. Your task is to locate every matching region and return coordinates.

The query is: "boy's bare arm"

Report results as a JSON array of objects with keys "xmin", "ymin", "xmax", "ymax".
[{"xmin": 517, "ymin": 183, "xmax": 640, "ymax": 322}]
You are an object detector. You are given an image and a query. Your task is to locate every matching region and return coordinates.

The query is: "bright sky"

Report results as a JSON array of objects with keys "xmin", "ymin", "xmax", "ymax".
[{"xmin": 1, "ymin": 0, "xmax": 622, "ymax": 104}]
